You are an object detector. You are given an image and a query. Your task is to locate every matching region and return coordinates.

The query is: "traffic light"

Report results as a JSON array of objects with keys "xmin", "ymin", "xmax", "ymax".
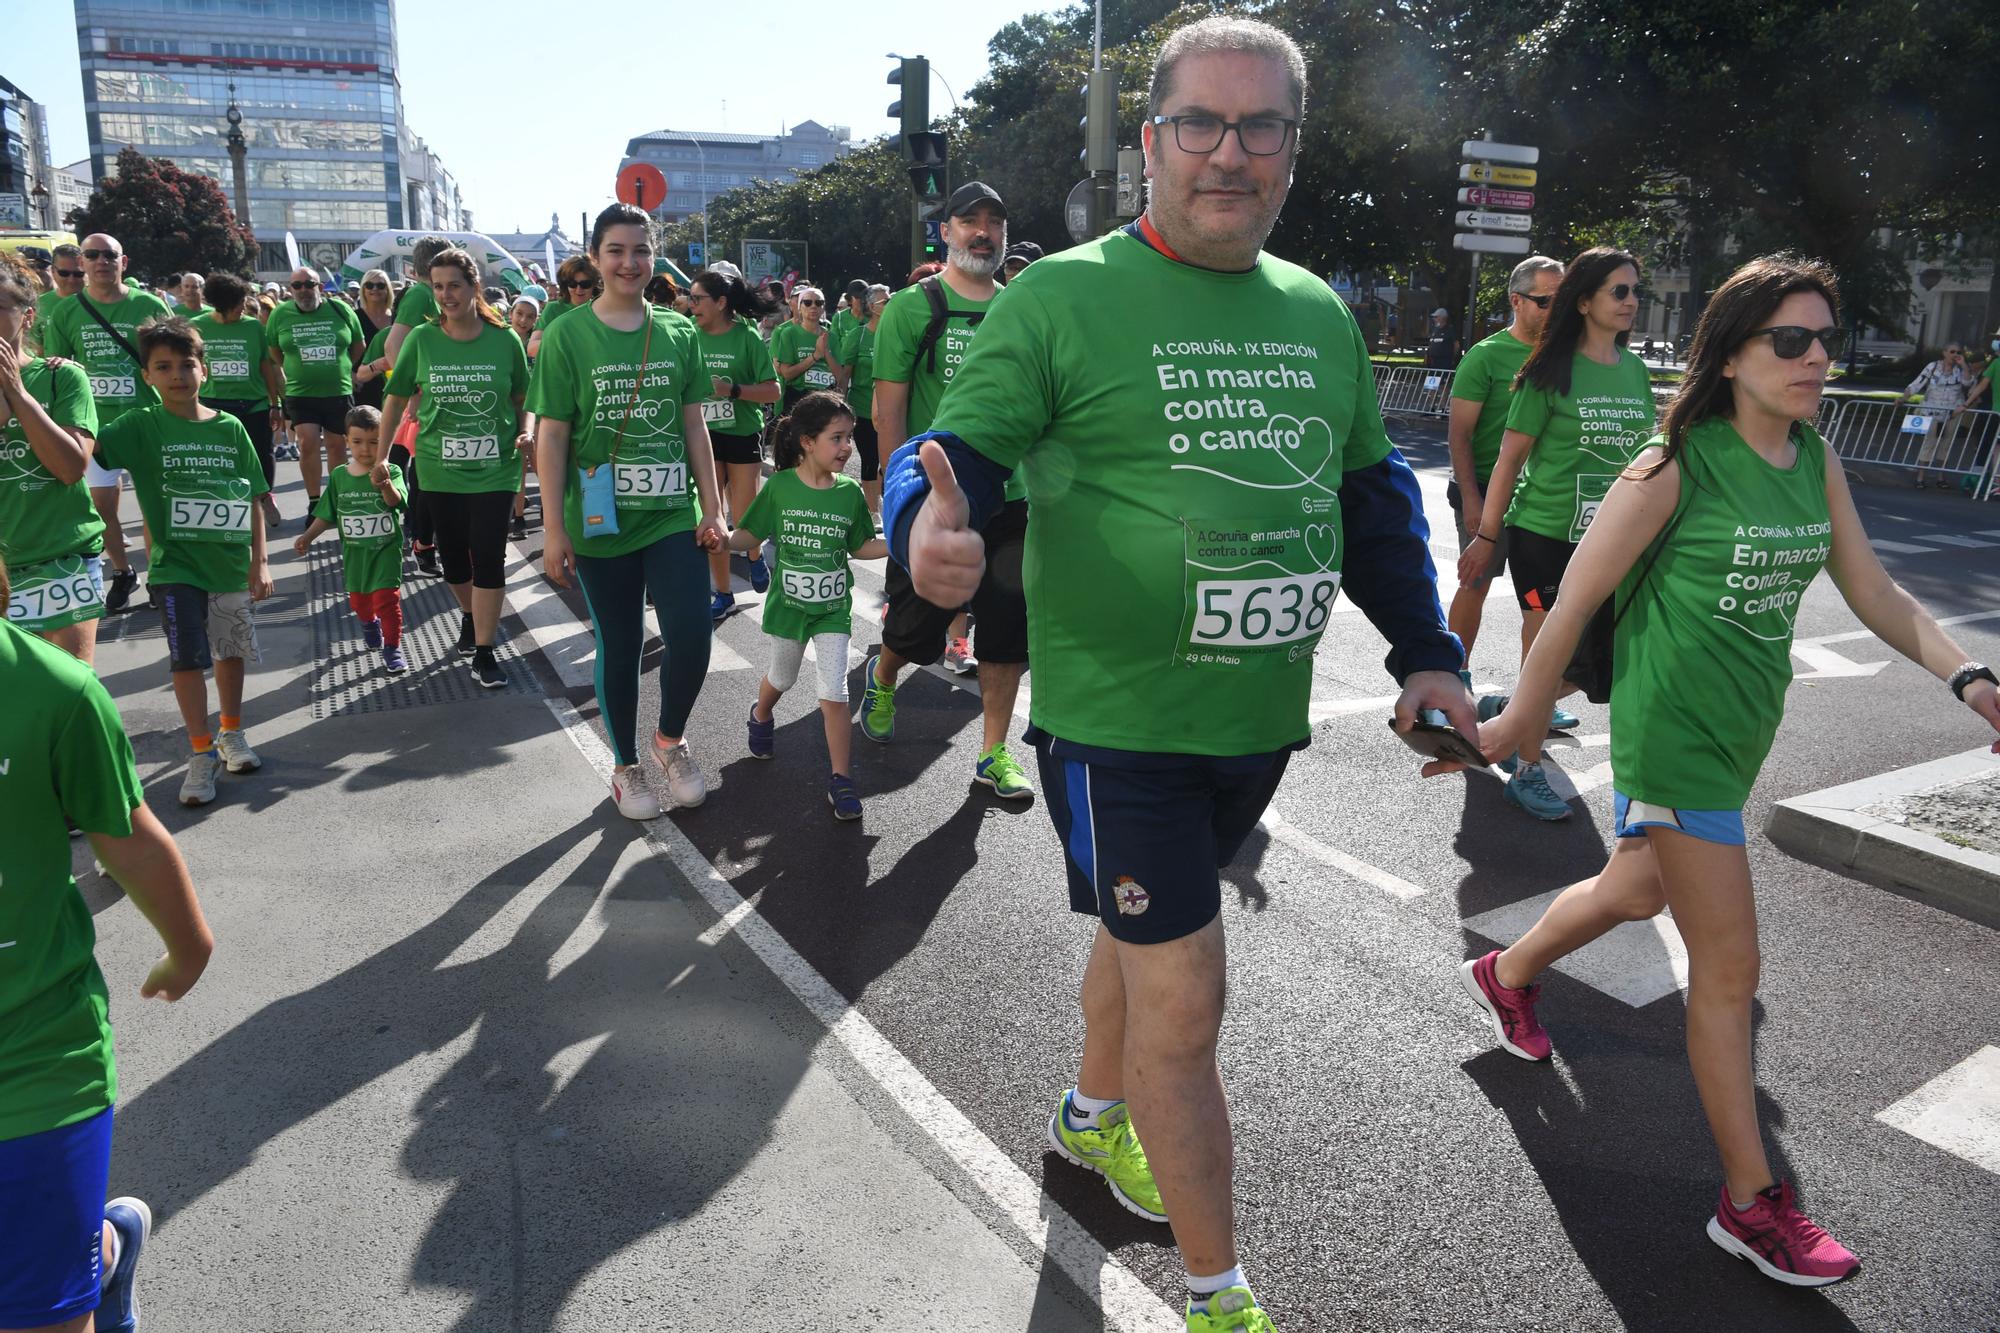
[
  {"xmin": 907, "ymin": 131, "xmax": 947, "ymax": 203},
  {"xmin": 887, "ymin": 56, "xmax": 929, "ymax": 144},
  {"xmin": 1081, "ymin": 67, "xmax": 1118, "ymax": 173}
]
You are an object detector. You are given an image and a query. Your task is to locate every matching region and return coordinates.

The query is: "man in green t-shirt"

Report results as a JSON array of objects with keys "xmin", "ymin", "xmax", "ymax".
[
  {"xmin": 37, "ymin": 233, "xmax": 170, "ymax": 614},
  {"xmin": 382, "ymin": 235, "xmax": 452, "ymax": 370},
  {"xmin": 886, "ymin": 23, "xmax": 1468, "ymax": 1328},
  {"xmin": 27, "ymin": 243, "xmax": 84, "ymax": 356},
  {"xmin": 1444, "ymin": 254, "xmax": 1562, "ymax": 667},
  {"xmin": 267, "ymin": 268, "xmax": 365, "ymax": 508},
  {"xmin": 860, "ymin": 181, "xmax": 1031, "ymax": 794}
]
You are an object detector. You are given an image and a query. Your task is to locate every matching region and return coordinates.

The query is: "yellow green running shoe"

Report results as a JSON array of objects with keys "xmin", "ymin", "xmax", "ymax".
[
  {"xmin": 975, "ymin": 741, "xmax": 1034, "ymax": 799},
  {"xmin": 1186, "ymin": 1287, "xmax": 1276, "ymax": 1332},
  {"xmin": 860, "ymin": 652, "xmax": 896, "ymax": 743},
  {"xmin": 1046, "ymin": 1092, "xmax": 1167, "ymax": 1222}
]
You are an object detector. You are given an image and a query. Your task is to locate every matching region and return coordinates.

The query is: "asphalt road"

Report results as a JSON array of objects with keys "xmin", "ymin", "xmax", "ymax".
[{"xmin": 83, "ymin": 419, "xmax": 2000, "ymax": 1331}]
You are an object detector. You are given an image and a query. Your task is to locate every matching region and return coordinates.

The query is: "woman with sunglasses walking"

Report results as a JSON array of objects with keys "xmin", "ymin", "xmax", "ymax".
[
  {"xmin": 1462, "ymin": 247, "xmax": 1658, "ymax": 821},
  {"xmin": 529, "ymin": 256, "xmax": 599, "ymax": 361},
  {"xmin": 1456, "ymin": 254, "xmax": 2000, "ymax": 1289},
  {"xmin": 529, "ymin": 204, "xmax": 726, "ymax": 818},
  {"xmin": 769, "ymin": 286, "xmax": 838, "ymax": 414},
  {"xmin": 688, "ymin": 271, "xmax": 781, "ymax": 620}
]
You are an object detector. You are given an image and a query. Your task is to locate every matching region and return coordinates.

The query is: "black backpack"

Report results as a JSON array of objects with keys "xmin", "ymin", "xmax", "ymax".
[{"xmin": 911, "ymin": 275, "xmax": 986, "ymax": 377}]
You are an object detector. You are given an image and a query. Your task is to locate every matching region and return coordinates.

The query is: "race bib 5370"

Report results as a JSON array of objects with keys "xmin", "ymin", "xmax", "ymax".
[{"xmin": 341, "ymin": 511, "xmax": 395, "ymax": 541}]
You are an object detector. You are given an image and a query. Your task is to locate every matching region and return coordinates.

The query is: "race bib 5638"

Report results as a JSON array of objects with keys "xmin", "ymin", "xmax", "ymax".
[{"xmin": 1177, "ymin": 517, "xmax": 1343, "ymax": 669}]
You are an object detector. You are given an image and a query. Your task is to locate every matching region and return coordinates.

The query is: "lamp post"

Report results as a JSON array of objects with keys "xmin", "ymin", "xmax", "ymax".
[
  {"xmin": 224, "ymin": 80, "xmax": 250, "ymax": 222},
  {"xmin": 30, "ymin": 180, "xmax": 49, "ymax": 231},
  {"xmin": 670, "ymin": 130, "xmax": 708, "ymax": 265}
]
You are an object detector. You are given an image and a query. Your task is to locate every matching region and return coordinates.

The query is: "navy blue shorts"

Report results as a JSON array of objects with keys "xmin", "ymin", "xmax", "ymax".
[
  {"xmin": 1032, "ymin": 731, "xmax": 1292, "ymax": 945},
  {"xmin": 0, "ymin": 1104, "xmax": 113, "ymax": 1327}
]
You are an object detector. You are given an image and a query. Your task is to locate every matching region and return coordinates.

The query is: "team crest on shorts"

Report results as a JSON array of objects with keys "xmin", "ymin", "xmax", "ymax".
[{"xmin": 1112, "ymin": 876, "xmax": 1150, "ymax": 916}]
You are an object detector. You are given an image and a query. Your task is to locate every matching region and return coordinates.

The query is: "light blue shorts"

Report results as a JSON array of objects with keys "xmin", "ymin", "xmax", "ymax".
[{"xmin": 1613, "ymin": 791, "xmax": 1746, "ymax": 846}]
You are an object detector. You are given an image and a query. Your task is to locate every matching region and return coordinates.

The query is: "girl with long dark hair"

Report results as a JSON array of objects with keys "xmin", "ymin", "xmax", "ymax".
[
  {"xmin": 529, "ymin": 204, "xmax": 726, "ymax": 819},
  {"xmin": 1462, "ymin": 247, "xmax": 1657, "ymax": 820},
  {"xmin": 690, "ymin": 271, "xmax": 781, "ymax": 619},
  {"xmin": 726, "ymin": 390, "xmax": 885, "ymax": 818},
  {"xmin": 1456, "ymin": 254, "xmax": 2000, "ymax": 1287}
]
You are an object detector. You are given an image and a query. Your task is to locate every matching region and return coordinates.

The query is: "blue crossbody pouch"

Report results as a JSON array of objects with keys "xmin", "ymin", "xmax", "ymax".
[{"xmin": 578, "ymin": 307, "xmax": 655, "ymax": 535}]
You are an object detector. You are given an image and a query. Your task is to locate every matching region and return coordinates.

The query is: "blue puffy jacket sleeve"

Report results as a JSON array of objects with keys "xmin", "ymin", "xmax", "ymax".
[
  {"xmin": 883, "ymin": 431, "xmax": 1011, "ymax": 570},
  {"xmin": 1338, "ymin": 448, "xmax": 1465, "ymax": 682}
]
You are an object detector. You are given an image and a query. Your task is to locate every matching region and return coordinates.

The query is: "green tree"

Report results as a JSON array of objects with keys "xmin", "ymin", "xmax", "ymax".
[{"xmin": 66, "ymin": 147, "xmax": 257, "ymax": 282}]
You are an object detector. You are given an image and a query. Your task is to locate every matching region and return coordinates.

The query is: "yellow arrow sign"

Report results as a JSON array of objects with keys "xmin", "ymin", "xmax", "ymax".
[{"xmin": 1460, "ymin": 163, "xmax": 1538, "ymax": 187}]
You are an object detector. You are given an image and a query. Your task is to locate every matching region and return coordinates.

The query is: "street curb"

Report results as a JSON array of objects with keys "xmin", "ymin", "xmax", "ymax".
[{"xmin": 1766, "ymin": 748, "xmax": 2000, "ymax": 931}]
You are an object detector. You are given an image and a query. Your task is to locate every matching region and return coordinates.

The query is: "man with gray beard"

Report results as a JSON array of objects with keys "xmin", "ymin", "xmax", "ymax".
[{"xmin": 858, "ymin": 181, "xmax": 1035, "ymax": 799}]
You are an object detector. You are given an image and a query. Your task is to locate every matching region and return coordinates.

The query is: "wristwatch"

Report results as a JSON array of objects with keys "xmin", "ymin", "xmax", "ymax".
[
  {"xmin": 728, "ymin": 382, "xmax": 740, "ymax": 400},
  {"xmin": 1948, "ymin": 661, "xmax": 1997, "ymax": 700}
]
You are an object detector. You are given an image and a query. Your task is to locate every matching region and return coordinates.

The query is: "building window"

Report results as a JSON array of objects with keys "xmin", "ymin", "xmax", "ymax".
[{"xmin": 800, "ymin": 151, "xmax": 819, "ymax": 166}]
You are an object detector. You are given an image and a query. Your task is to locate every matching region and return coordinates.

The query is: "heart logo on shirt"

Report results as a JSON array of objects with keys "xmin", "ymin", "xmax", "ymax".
[
  {"xmin": 435, "ymin": 389, "xmax": 499, "ymax": 422},
  {"xmin": 1304, "ymin": 522, "xmax": 1340, "ymax": 573},
  {"xmin": 1266, "ymin": 414, "xmax": 1335, "ymax": 492}
]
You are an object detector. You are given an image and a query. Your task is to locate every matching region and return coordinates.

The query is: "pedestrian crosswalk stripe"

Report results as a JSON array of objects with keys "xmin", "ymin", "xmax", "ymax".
[
  {"xmin": 1461, "ymin": 887, "xmax": 1690, "ymax": 1007},
  {"xmin": 1876, "ymin": 1046, "xmax": 2000, "ymax": 1177}
]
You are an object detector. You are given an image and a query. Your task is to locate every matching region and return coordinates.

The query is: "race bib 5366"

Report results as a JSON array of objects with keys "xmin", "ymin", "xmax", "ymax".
[{"xmin": 782, "ymin": 567, "xmax": 848, "ymax": 604}]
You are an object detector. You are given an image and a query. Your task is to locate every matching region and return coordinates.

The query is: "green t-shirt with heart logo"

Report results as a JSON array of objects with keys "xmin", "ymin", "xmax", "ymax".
[
  {"xmin": 94, "ymin": 405, "xmax": 270, "ymax": 593},
  {"xmin": 189, "ymin": 310, "xmax": 274, "ymax": 405},
  {"xmin": 267, "ymin": 297, "xmax": 364, "ymax": 397},
  {"xmin": 526, "ymin": 302, "xmax": 707, "ymax": 558},
  {"xmin": 0, "ymin": 359, "xmax": 104, "ymax": 568},
  {"xmin": 1502, "ymin": 349, "xmax": 1656, "ymax": 543},
  {"xmin": 769, "ymin": 320, "xmax": 840, "ymax": 393},
  {"xmin": 0, "ymin": 620, "xmax": 145, "ymax": 1141},
  {"xmin": 929, "ymin": 230, "xmax": 1390, "ymax": 756},
  {"xmin": 693, "ymin": 319, "xmax": 776, "ymax": 438},
  {"xmin": 311, "ymin": 462, "xmax": 406, "ymax": 593},
  {"xmin": 37, "ymin": 289, "xmax": 171, "ymax": 425},
  {"xmin": 385, "ymin": 321, "xmax": 529, "ymax": 494},
  {"xmin": 738, "ymin": 468, "xmax": 876, "ymax": 640}
]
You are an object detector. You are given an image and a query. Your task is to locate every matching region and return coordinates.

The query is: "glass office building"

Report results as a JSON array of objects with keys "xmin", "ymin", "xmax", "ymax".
[{"xmin": 75, "ymin": 0, "xmax": 453, "ymax": 276}]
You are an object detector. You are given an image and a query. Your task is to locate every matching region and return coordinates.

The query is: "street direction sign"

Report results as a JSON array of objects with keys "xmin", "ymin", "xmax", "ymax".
[
  {"xmin": 1455, "ymin": 211, "xmax": 1532, "ymax": 234},
  {"xmin": 1461, "ymin": 140, "xmax": 1539, "ymax": 166},
  {"xmin": 1453, "ymin": 233, "xmax": 1531, "ymax": 255},
  {"xmin": 1458, "ymin": 186, "xmax": 1534, "ymax": 210},
  {"xmin": 1065, "ymin": 178, "xmax": 1094, "ymax": 244},
  {"xmin": 1460, "ymin": 163, "xmax": 1538, "ymax": 187}
]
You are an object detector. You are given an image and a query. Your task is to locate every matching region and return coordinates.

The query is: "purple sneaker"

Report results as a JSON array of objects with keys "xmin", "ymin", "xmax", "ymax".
[
  {"xmin": 746, "ymin": 701, "xmax": 775, "ymax": 759},
  {"xmin": 361, "ymin": 618, "xmax": 383, "ymax": 649},
  {"xmin": 382, "ymin": 645, "xmax": 408, "ymax": 674},
  {"xmin": 1460, "ymin": 950, "xmax": 1551, "ymax": 1061}
]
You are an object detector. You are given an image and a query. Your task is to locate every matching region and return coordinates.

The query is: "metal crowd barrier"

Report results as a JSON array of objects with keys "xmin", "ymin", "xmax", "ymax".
[
  {"xmin": 1816, "ymin": 398, "xmax": 2000, "ymax": 497},
  {"xmin": 1374, "ymin": 364, "xmax": 1456, "ymax": 418}
]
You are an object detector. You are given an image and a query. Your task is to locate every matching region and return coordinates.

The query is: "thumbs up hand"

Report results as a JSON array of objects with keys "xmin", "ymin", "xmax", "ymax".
[{"xmin": 908, "ymin": 440, "xmax": 986, "ymax": 607}]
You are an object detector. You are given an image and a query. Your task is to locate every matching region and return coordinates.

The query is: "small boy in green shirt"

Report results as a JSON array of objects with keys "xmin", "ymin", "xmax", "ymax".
[
  {"xmin": 294, "ymin": 405, "xmax": 408, "ymax": 674},
  {"xmin": 93, "ymin": 316, "xmax": 273, "ymax": 809}
]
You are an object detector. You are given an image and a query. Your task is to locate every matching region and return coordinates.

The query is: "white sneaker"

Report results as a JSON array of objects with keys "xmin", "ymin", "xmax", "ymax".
[
  {"xmin": 215, "ymin": 729, "xmax": 262, "ymax": 773},
  {"xmin": 652, "ymin": 738, "xmax": 707, "ymax": 808},
  {"xmin": 611, "ymin": 766, "xmax": 663, "ymax": 821},
  {"xmin": 943, "ymin": 636, "xmax": 978, "ymax": 674},
  {"xmin": 180, "ymin": 750, "xmax": 221, "ymax": 806}
]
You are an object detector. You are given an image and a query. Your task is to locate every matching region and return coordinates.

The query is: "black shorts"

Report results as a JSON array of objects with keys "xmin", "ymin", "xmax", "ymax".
[
  {"xmin": 1506, "ymin": 526, "xmax": 1576, "ymax": 614},
  {"xmin": 881, "ymin": 498, "xmax": 1028, "ymax": 666},
  {"xmin": 427, "ymin": 489, "xmax": 513, "ymax": 588},
  {"xmin": 711, "ymin": 430, "xmax": 764, "ymax": 467},
  {"xmin": 1034, "ymin": 733, "xmax": 1291, "ymax": 945},
  {"xmin": 285, "ymin": 394, "xmax": 353, "ymax": 433},
  {"xmin": 851, "ymin": 417, "xmax": 881, "ymax": 482}
]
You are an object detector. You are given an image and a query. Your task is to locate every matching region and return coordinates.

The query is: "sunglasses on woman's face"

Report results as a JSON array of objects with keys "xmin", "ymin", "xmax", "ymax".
[
  {"xmin": 363, "ymin": 282, "xmax": 387, "ymax": 290},
  {"xmin": 564, "ymin": 279, "xmax": 597, "ymax": 290},
  {"xmin": 1602, "ymin": 283, "xmax": 1645, "ymax": 301},
  {"xmin": 1744, "ymin": 325, "xmax": 1841, "ymax": 359},
  {"xmin": 800, "ymin": 298, "xmax": 823, "ymax": 306}
]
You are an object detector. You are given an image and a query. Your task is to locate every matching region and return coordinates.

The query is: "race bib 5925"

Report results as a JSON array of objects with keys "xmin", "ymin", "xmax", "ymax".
[{"xmin": 89, "ymin": 374, "xmax": 136, "ymax": 399}]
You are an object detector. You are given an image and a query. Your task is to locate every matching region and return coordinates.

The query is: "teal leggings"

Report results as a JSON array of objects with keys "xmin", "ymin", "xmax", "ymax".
[{"xmin": 574, "ymin": 531, "xmax": 712, "ymax": 766}]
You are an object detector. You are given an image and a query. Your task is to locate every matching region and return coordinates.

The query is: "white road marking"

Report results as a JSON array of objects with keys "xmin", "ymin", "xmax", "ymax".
[
  {"xmin": 542, "ymin": 698, "xmax": 1179, "ymax": 1332},
  {"xmin": 1876, "ymin": 1045, "xmax": 2000, "ymax": 1177},
  {"xmin": 1461, "ymin": 889, "xmax": 1690, "ymax": 1007},
  {"xmin": 1919, "ymin": 534, "xmax": 2000, "ymax": 549},
  {"xmin": 1309, "ymin": 683, "xmax": 1503, "ymax": 725},
  {"xmin": 1790, "ymin": 642, "xmax": 1889, "ymax": 680},
  {"xmin": 1257, "ymin": 807, "xmax": 1424, "ymax": 900},
  {"xmin": 1870, "ymin": 538, "xmax": 1935, "ymax": 555},
  {"xmin": 1797, "ymin": 608, "xmax": 2000, "ymax": 649}
]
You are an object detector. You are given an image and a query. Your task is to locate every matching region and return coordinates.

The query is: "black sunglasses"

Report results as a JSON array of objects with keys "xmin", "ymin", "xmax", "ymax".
[
  {"xmin": 362, "ymin": 281, "xmax": 388, "ymax": 290},
  {"xmin": 289, "ymin": 280, "xmax": 316, "ymax": 290},
  {"xmin": 81, "ymin": 248, "xmax": 120, "ymax": 261},
  {"xmin": 1744, "ymin": 325, "xmax": 1841, "ymax": 360},
  {"xmin": 564, "ymin": 279, "xmax": 598, "ymax": 290},
  {"xmin": 54, "ymin": 268, "xmax": 84, "ymax": 279},
  {"xmin": 1603, "ymin": 283, "xmax": 1646, "ymax": 301},
  {"xmin": 799, "ymin": 298, "xmax": 823, "ymax": 306},
  {"xmin": 1516, "ymin": 293, "xmax": 1552, "ymax": 309}
]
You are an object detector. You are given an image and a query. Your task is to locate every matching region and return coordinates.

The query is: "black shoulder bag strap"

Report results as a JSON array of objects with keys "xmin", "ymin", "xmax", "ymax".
[
  {"xmin": 76, "ymin": 293, "xmax": 144, "ymax": 371},
  {"xmin": 913, "ymin": 275, "xmax": 987, "ymax": 376}
]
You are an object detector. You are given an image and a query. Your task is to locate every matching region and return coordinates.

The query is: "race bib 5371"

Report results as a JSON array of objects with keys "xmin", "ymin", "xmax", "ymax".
[{"xmin": 614, "ymin": 461, "xmax": 687, "ymax": 508}]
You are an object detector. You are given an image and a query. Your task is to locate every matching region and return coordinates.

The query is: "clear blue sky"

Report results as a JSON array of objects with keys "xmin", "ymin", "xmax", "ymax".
[{"xmin": 10, "ymin": 0, "xmax": 1062, "ymax": 233}]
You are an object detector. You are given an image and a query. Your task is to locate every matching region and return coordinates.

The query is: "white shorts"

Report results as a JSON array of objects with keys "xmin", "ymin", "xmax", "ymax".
[
  {"xmin": 765, "ymin": 631, "xmax": 852, "ymax": 703},
  {"xmin": 85, "ymin": 457, "xmax": 126, "ymax": 488}
]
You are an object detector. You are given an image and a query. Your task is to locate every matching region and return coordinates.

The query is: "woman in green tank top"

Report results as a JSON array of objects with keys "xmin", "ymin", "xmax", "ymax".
[{"xmin": 1453, "ymin": 255, "xmax": 2000, "ymax": 1288}]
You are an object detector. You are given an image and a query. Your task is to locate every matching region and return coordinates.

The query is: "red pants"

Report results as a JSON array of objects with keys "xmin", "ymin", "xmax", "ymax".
[{"xmin": 347, "ymin": 588, "xmax": 403, "ymax": 647}]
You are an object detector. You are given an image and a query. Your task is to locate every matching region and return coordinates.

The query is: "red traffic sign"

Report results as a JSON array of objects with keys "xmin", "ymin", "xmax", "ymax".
[
  {"xmin": 616, "ymin": 162, "xmax": 668, "ymax": 211},
  {"xmin": 1459, "ymin": 186, "xmax": 1534, "ymax": 210}
]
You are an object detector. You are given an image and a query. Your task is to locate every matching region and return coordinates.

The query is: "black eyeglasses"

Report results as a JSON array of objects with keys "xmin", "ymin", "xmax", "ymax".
[
  {"xmin": 81, "ymin": 248, "xmax": 120, "ymax": 261},
  {"xmin": 564, "ymin": 279, "xmax": 597, "ymax": 290},
  {"xmin": 1603, "ymin": 283, "xmax": 1647, "ymax": 301},
  {"xmin": 1515, "ymin": 293, "xmax": 1553, "ymax": 308},
  {"xmin": 1744, "ymin": 325, "xmax": 1841, "ymax": 360},
  {"xmin": 1151, "ymin": 113, "xmax": 1297, "ymax": 156},
  {"xmin": 54, "ymin": 269, "xmax": 83, "ymax": 280},
  {"xmin": 289, "ymin": 281, "xmax": 316, "ymax": 290}
]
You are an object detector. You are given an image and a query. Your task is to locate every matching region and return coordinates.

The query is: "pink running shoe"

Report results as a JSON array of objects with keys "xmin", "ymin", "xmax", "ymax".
[
  {"xmin": 1706, "ymin": 1181, "xmax": 1860, "ymax": 1287},
  {"xmin": 1459, "ymin": 950, "xmax": 1551, "ymax": 1061}
]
